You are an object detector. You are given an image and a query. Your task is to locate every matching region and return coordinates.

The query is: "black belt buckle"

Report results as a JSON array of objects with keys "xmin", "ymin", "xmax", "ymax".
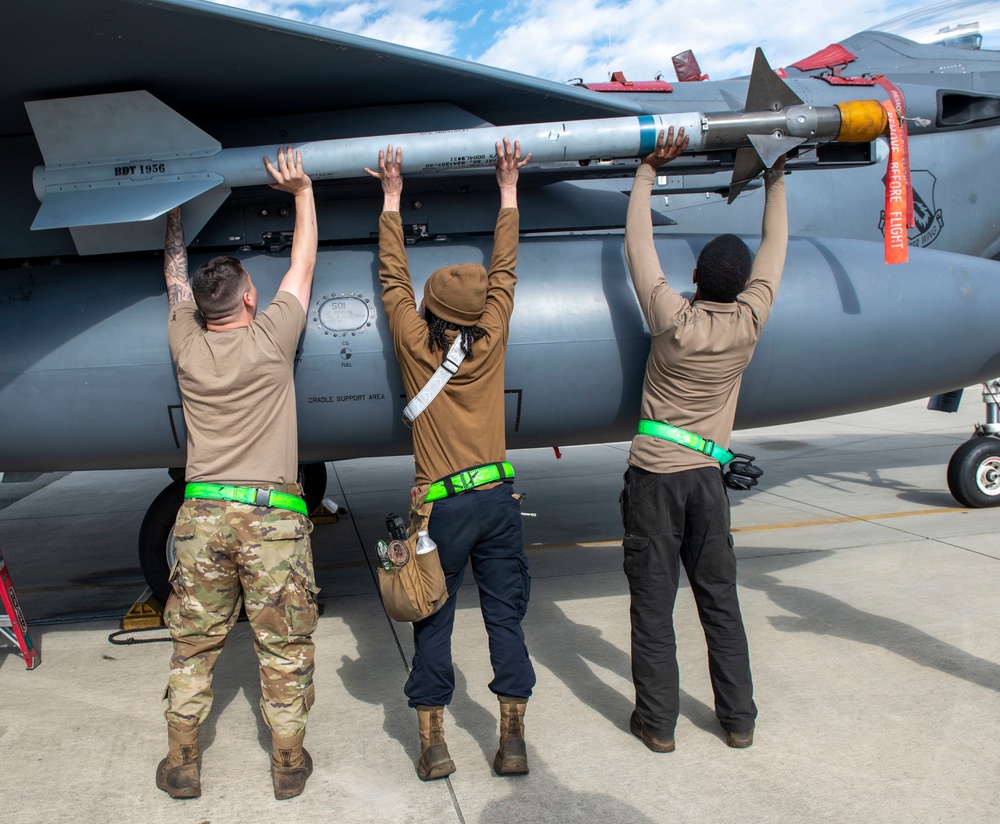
[{"xmin": 255, "ymin": 488, "xmax": 271, "ymax": 507}]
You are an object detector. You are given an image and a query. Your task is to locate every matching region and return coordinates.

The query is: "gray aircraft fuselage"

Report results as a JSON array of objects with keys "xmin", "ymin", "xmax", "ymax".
[
  {"xmin": 3, "ymin": 0, "xmax": 1000, "ymax": 477},
  {"xmin": 2, "ymin": 227, "xmax": 998, "ymax": 472}
]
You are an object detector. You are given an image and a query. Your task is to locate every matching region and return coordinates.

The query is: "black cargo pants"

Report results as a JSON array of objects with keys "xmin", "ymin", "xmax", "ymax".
[{"xmin": 620, "ymin": 464, "xmax": 756, "ymax": 739}]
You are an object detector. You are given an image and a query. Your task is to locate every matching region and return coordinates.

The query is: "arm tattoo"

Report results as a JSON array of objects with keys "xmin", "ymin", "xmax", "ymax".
[{"xmin": 164, "ymin": 211, "xmax": 193, "ymax": 306}]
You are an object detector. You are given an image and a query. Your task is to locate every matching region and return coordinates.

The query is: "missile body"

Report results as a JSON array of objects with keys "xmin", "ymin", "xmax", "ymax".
[
  {"xmin": 29, "ymin": 108, "xmax": 704, "ymax": 208},
  {"xmin": 701, "ymin": 107, "xmax": 844, "ymax": 150},
  {"xmin": 26, "ymin": 47, "xmax": 889, "ymax": 254},
  {"xmin": 30, "ymin": 98, "xmax": 886, "ymax": 190}
]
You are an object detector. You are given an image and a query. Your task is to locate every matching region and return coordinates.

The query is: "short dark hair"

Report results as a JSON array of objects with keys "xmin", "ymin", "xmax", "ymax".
[
  {"xmin": 695, "ymin": 234, "xmax": 752, "ymax": 303},
  {"xmin": 192, "ymin": 256, "xmax": 248, "ymax": 320}
]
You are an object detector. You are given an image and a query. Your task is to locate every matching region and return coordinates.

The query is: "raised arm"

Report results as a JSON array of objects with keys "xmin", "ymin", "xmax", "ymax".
[
  {"xmin": 365, "ymin": 146, "xmax": 413, "ymax": 314},
  {"xmin": 163, "ymin": 207, "xmax": 193, "ymax": 306},
  {"xmin": 365, "ymin": 144, "xmax": 402, "ymax": 214},
  {"xmin": 266, "ymin": 147, "xmax": 317, "ymax": 313},
  {"xmin": 624, "ymin": 127, "xmax": 689, "ymax": 334},
  {"xmin": 481, "ymin": 138, "xmax": 529, "ymax": 331},
  {"xmin": 755, "ymin": 155, "xmax": 788, "ymax": 271},
  {"xmin": 738, "ymin": 155, "xmax": 788, "ymax": 327},
  {"xmin": 495, "ymin": 136, "xmax": 530, "ymax": 210},
  {"xmin": 365, "ymin": 145, "xmax": 425, "ymax": 342}
]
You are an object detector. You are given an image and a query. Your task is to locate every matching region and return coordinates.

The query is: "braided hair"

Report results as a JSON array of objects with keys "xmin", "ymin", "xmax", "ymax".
[{"xmin": 425, "ymin": 307, "xmax": 487, "ymax": 359}]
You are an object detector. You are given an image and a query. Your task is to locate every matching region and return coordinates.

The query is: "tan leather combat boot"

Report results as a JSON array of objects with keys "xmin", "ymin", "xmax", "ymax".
[
  {"xmin": 155, "ymin": 722, "xmax": 201, "ymax": 799},
  {"xmin": 415, "ymin": 705, "xmax": 456, "ymax": 781},
  {"xmin": 271, "ymin": 729, "xmax": 313, "ymax": 800},
  {"xmin": 493, "ymin": 695, "xmax": 528, "ymax": 776}
]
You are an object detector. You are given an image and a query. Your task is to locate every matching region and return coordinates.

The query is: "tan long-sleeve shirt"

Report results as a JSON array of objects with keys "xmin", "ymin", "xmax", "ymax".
[
  {"xmin": 625, "ymin": 164, "xmax": 787, "ymax": 474},
  {"xmin": 378, "ymin": 208, "xmax": 519, "ymax": 486}
]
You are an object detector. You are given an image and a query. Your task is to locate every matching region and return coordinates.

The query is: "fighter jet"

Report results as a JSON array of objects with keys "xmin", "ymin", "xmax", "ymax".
[{"xmin": 2, "ymin": 0, "xmax": 999, "ymax": 602}]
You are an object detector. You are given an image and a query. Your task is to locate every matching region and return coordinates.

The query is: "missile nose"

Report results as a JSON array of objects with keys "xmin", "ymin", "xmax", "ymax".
[{"xmin": 835, "ymin": 100, "xmax": 890, "ymax": 142}]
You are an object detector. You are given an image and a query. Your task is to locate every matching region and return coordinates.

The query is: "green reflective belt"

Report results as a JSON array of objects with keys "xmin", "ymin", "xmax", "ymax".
[
  {"xmin": 425, "ymin": 461, "xmax": 515, "ymax": 503},
  {"xmin": 184, "ymin": 483, "xmax": 309, "ymax": 516},
  {"xmin": 637, "ymin": 420, "xmax": 734, "ymax": 466}
]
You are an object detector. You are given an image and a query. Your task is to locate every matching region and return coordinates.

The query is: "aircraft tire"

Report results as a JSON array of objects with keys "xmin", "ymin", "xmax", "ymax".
[
  {"xmin": 299, "ymin": 462, "xmax": 328, "ymax": 514},
  {"xmin": 947, "ymin": 436, "xmax": 1000, "ymax": 508},
  {"xmin": 138, "ymin": 478, "xmax": 186, "ymax": 606}
]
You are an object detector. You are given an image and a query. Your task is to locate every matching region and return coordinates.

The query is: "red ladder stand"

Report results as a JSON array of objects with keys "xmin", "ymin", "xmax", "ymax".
[{"xmin": 0, "ymin": 547, "xmax": 40, "ymax": 670}]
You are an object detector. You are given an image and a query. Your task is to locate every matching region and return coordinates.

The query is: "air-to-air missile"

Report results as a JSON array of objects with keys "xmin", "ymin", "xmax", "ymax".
[{"xmin": 27, "ymin": 50, "xmax": 888, "ymax": 251}]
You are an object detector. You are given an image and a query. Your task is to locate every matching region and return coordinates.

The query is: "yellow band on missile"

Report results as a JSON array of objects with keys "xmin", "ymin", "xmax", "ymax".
[{"xmin": 835, "ymin": 100, "xmax": 890, "ymax": 142}]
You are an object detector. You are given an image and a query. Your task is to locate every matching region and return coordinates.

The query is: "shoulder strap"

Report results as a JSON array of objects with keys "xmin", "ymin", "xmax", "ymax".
[{"xmin": 403, "ymin": 335, "xmax": 466, "ymax": 425}]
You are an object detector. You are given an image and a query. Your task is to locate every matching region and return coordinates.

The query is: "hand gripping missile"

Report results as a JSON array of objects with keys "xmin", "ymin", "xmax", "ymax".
[{"xmin": 27, "ymin": 49, "xmax": 887, "ymax": 254}]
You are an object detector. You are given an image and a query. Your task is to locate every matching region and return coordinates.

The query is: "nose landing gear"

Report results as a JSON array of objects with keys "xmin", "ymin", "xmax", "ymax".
[{"xmin": 946, "ymin": 380, "xmax": 1000, "ymax": 508}]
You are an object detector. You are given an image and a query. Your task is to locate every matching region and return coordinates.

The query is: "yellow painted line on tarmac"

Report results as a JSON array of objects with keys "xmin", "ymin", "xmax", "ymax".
[
  {"xmin": 731, "ymin": 506, "xmax": 970, "ymax": 533},
  {"xmin": 528, "ymin": 506, "xmax": 972, "ymax": 550}
]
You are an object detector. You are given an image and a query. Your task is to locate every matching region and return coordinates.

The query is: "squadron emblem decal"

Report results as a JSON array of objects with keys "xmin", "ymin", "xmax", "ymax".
[{"xmin": 879, "ymin": 170, "xmax": 944, "ymax": 249}]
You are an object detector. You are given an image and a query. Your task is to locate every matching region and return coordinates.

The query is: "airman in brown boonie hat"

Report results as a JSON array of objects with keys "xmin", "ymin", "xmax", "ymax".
[
  {"xmin": 367, "ymin": 137, "xmax": 540, "ymax": 783},
  {"xmin": 423, "ymin": 262, "xmax": 488, "ymax": 325}
]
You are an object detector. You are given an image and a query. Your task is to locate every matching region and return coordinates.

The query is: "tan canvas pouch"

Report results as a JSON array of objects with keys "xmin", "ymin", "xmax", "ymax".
[{"xmin": 377, "ymin": 485, "xmax": 448, "ymax": 622}]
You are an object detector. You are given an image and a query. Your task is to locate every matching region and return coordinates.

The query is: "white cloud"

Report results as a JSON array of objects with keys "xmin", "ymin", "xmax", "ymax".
[
  {"xmin": 475, "ymin": 0, "xmax": 927, "ymax": 81},
  {"xmin": 209, "ymin": 0, "xmax": 930, "ymax": 81},
  {"xmin": 316, "ymin": 8, "xmax": 459, "ymax": 53},
  {"xmin": 205, "ymin": 0, "xmax": 459, "ymax": 52},
  {"xmin": 206, "ymin": 0, "xmax": 306, "ymax": 20}
]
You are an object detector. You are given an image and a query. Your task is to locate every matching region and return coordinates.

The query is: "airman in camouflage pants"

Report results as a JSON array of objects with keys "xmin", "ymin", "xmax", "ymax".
[{"xmin": 164, "ymin": 493, "xmax": 319, "ymax": 738}]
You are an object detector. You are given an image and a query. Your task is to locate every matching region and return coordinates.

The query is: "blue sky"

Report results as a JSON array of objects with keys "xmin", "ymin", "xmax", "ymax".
[{"xmin": 209, "ymin": 1, "xmax": 949, "ymax": 82}]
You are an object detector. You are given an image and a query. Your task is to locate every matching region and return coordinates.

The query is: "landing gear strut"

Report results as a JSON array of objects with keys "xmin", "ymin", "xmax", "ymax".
[
  {"xmin": 137, "ymin": 463, "xmax": 329, "ymax": 605},
  {"xmin": 947, "ymin": 380, "xmax": 1000, "ymax": 508}
]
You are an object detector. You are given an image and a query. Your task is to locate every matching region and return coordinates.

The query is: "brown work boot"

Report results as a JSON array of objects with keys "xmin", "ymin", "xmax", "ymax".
[
  {"xmin": 415, "ymin": 705, "xmax": 456, "ymax": 781},
  {"xmin": 726, "ymin": 723, "xmax": 755, "ymax": 749},
  {"xmin": 271, "ymin": 730, "xmax": 313, "ymax": 800},
  {"xmin": 155, "ymin": 722, "xmax": 201, "ymax": 799},
  {"xmin": 629, "ymin": 710, "xmax": 675, "ymax": 753},
  {"xmin": 493, "ymin": 695, "xmax": 529, "ymax": 776}
]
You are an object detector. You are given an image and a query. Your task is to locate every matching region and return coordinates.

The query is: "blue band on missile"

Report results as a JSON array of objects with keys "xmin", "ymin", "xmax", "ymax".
[{"xmin": 638, "ymin": 116, "xmax": 658, "ymax": 156}]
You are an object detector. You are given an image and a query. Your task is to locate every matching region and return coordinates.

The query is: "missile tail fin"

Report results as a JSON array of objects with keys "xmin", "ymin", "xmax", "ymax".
[
  {"xmin": 31, "ymin": 175, "xmax": 224, "ymax": 231},
  {"xmin": 743, "ymin": 48, "xmax": 803, "ymax": 113},
  {"xmin": 26, "ymin": 91, "xmax": 220, "ymax": 168},
  {"xmin": 727, "ymin": 50, "xmax": 803, "ymax": 202},
  {"xmin": 748, "ymin": 133, "xmax": 805, "ymax": 169},
  {"xmin": 26, "ymin": 91, "xmax": 228, "ymax": 254},
  {"xmin": 727, "ymin": 147, "xmax": 766, "ymax": 203},
  {"xmin": 718, "ymin": 89, "xmax": 746, "ymax": 113},
  {"xmin": 67, "ymin": 186, "xmax": 231, "ymax": 257}
]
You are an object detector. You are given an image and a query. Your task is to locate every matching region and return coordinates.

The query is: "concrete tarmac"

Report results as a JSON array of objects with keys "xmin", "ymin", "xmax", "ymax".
[{"xmin": 1, "ymin": 394, "xmax": 998, "ymax": 823}]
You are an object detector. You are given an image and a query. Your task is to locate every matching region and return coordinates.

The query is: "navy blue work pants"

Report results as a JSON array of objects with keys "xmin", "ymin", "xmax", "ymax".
[
  {"xmin": 620, "ymin": 465, "xmax": 756, "ymax": 738},
  {"xmin": 404, "ymin": 483, "xmax": 535, "ymax": 707}
]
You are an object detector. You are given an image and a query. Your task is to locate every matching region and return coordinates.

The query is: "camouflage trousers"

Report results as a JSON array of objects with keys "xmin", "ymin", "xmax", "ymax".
[{"xmin": 164, "ymin": 492, "xmax": 319, "ymax": 737}]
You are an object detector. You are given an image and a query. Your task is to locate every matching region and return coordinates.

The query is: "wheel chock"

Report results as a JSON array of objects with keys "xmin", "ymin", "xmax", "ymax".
[
  {"xmin": 310, "ymin": 497, "xmax": 342, "ymax": 525},
  {"xmin": 122, "ymin": 588, "xmax": 164, "ymax": 630}
]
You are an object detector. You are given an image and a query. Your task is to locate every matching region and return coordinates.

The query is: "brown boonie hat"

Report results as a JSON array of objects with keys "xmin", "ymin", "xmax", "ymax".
[{"xmin": 423, "ymin": 263, "xmax": 488, "ymax": 325}]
